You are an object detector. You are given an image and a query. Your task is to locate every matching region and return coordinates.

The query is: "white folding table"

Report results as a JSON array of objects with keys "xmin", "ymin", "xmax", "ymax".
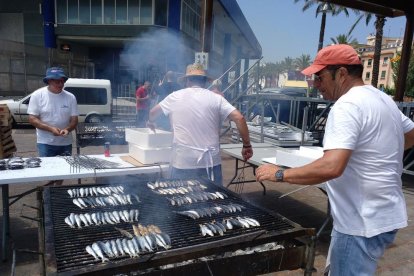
[
  {"xmin": 0, "ymin": 154, "xmax": 169, "ymax": 261},
  {"xmin": 221, "ymin": 143, "xmax": 331, "ymax": 270},
  {"xmin": 221, "ymin": 143, "xmax": 287, "ymax": 195},
  {"xmin": 221, "ymin": 143, "xmax": 330, "ymax": 229}
]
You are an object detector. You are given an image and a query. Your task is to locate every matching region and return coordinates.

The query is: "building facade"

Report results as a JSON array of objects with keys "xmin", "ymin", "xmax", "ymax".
[
  {"xmin": 357, "ymin": 36, "xmax": 403, "ymax": 91},
  {"xmin": 0, "ymin": 0, "xmax": 261, "ymax": 97}
]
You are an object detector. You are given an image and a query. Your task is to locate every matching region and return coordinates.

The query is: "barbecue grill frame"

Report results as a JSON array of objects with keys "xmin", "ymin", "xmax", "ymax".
[
  {"xmin": 39, "ymin": 180, "xmax": 316, "ymax": 276},
  {"xmin": 76, "ymin": 122, "xmax": 137, "ymax": 148}
]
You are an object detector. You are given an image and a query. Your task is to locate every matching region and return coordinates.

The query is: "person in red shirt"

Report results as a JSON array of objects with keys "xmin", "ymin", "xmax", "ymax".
[{"xmin": 135, "ymin": 81, "xmax": 151, "ymax": 127}]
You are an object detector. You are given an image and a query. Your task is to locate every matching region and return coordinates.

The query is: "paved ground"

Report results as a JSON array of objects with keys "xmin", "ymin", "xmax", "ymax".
[{"xmin": 1, "ymin": 127, "xmax": 414, "ymax": 275}]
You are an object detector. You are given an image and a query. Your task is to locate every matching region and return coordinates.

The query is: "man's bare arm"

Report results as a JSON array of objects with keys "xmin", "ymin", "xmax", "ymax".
[{"xmin": 29, "ymin": 114, "xmax": 61, "ymax": 136}]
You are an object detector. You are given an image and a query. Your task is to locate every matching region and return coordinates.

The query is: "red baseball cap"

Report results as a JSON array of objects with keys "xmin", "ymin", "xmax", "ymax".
[{"xmin": 301, "ymin": 44, "xmax": 362, "ymax": 76}]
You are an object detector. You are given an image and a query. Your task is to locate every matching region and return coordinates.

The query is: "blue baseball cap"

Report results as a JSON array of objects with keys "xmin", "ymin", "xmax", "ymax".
[{"xmin": 43, "ymin": 67, "xmax": 68, "ymax": 84}]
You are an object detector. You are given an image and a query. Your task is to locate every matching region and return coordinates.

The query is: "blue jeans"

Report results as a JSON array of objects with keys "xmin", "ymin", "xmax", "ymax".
[
  {"xmin": 170, "ymin": 165, "xmax": 223, "ymax": 186},
  {"xmin": 326, "ymin": 229, "xmax": 397, "ymax": 276},
  {"xmin": 37, "ymin": 143, "xmax": 72, "ymax": 157}
]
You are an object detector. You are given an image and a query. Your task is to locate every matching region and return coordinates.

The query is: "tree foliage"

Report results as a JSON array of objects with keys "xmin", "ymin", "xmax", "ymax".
[
  {"xmin": 330, "ymin": 34, "xmax": 358, "ymax": 46},
  {"xmin": 294, "ymin": 0, "xmax": 359, "ymax": 50},
  {"xmin": 390, "ymin": 51, "xmax": 414, "ymax": 98},
  {"xmin": 349, "ymin": 12, "xmax": 386, "ymax": 87},
  {"xmin": 281, "ymin": 57, "xmax": 295, "ymax": 73},
  {"xmin": 294, "ymin": 54, "xmax": 311, "ymax": 71},
  {"xmin": 257, "ymin": 54, "xmax": 311, "ymax": 88}
]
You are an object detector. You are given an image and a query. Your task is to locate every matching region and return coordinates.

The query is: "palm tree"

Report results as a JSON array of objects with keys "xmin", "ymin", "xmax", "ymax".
[
  {"xmin": 272, "ymin": 61, "xmax": 284, "ymax": 87},
  {"xmin": 370, "ymin": 16, "xmax": 387, "ymax": 88},
  {"xmin": 294, "ymin": 0, "xmax": 359, "ymax": 51},
  {"xmin": 349, "ymin": 13, "xmax": 386, "ymax": 87},
  {"xmin": 293, "ymin": 54, "xmax": 311, "ymax": 80},
  {"xmin": 259, "ymin": 62, "xmax": 280, "ymax": 88},
  {"xmin": 294, "ymin": 54, "xmax": 312, "ymax": 71},
  {"xmin": 330, "ymin": 34, "xmax": 358, "ymax": 46},
  {"xmin": 281, "ymin": 57, "xmax": 295, "ymax": 73},
  {"xmin": 281, "ymin": 56, "xmax": 297, "ymax": 81}
]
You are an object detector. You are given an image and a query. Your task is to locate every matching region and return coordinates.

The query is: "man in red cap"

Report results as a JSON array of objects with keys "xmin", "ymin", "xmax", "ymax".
[{"xmin": 255, "ymin": 44, "xmax": 414, "ymax": 275}]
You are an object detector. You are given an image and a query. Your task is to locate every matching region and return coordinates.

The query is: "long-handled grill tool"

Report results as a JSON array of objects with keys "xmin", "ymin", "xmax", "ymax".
[{"xmin": 279, "ymin": 185, "xmax": 311, "ymax": 199}]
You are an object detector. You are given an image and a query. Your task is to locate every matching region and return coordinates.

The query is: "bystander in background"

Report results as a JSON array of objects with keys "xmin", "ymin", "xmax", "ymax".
[
  {"xmin": 154, "ymin": 71, "xmax": 181, "ymax": 130},
  {"xmin": 135, "ymin": 81, "xmax": 151, "ymax": 127},
  {"xmin": 210, "ymin": 79, "xmax": 224, "ymax": 97}
]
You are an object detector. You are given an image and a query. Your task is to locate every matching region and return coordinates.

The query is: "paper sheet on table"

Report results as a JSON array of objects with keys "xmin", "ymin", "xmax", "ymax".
[
  {"xmin": 262, "ymin": 157, "xmax": 277, "ymax": 165},
  {"xmin": 120, "ymin": 155, "xmax": 144, "ymax": 167},
  {"xmin": 261, "ymin": 146, "xmax": 323, "ymax": 168}
]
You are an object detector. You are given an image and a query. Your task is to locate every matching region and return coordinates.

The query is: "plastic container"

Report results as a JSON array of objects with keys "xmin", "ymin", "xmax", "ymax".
[
  {"xmin": 128, "ymin": 144, "xmax": 171, "ymax": 164},
  {"xmin": 125, "ymin": 128, "xmax": 173, "ymax": 148}
]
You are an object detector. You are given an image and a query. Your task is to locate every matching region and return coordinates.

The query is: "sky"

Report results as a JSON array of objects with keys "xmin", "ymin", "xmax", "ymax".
[{"xmin": 236, "ymin": 0, "xmax": 407, "ymax": 62}]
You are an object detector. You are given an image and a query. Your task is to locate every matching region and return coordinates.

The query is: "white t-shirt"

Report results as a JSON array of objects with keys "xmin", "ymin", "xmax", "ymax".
[
  {"xmin": 159, "ymin": 87, "xmax": 235, "ymax": 169},
  {"xmin": 323, "ymin": 85, "xmax": 414, "ymax": 238},
  {"xmin": 28, "ymin": 86, "xmax": 79, "ymax": 146}
]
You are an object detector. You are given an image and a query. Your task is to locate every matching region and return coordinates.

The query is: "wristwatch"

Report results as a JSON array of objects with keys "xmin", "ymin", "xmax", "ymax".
[{"xmin": 275, "ymin": 169, "xmax": 285, "ymax": 182}]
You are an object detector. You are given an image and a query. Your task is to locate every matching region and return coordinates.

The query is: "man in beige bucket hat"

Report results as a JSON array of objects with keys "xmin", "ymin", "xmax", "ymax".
[
  {"xmin": 255, "ymin": 44, "xmax": 414, "ymax": 275},
  {"xmin": 148, "ymin": 63, "xmax": 252, "ymax": 185}
]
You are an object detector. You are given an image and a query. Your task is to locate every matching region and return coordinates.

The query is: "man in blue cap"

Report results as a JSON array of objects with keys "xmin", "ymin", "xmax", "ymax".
[{"xmin": 28, "ymin": 67, "xmax": 79, "ymax": 157}]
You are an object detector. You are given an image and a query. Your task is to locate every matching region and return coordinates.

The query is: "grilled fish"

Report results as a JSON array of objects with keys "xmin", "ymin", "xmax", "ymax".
[
  {"xmin": 72, "ymin": 198, "xmax": 83, "ymax": 209},
  {"xmin": 91, "ymin": 242, "xmax": 109, "ymax": 263},
  {"xmin": 116, "ymin": 238, "xmax": 125, "ymax": 256},
  {"xmin": 115, "ymin": 227, "xmax": 134, "ymax": 238},
  {"xmin": 64, "ymin": 217, "xmax": 75, "ymax": 228},
  {"xmin": 122, "ymin": 238, "xmax": 132, "ymax": 257},
  {"xmin": 86, "ymin": 245, "xmax": 99, "ymax": 260}
]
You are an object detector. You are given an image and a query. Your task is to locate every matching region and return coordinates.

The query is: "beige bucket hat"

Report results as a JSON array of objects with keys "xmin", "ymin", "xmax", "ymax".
[{"xmin": 179, "ymin": 63, "xmax": 212, "ymax": 80}]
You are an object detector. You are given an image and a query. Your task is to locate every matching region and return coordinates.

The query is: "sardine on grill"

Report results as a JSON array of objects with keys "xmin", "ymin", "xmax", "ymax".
[
  {"xmin": 91, "ymin": 242, "xmax": 109, "ymax": 263},
  {"xmin": 116, "ymin": 239, "xmax": 125, "ymax": 256},
  {"xmin": 74, "ymin": 214, "xmax": 82, "ymax": 228},
  {"xmin": 115, "ymin": 227, "xmax": 134, "ymax": 238},
  {"xmin": 86, "ymin": 245, "xmax": 99, "ymax": 261},
  {"xmin": 64, "ymin": 217, "xmax": 75, "ymax": 228}
]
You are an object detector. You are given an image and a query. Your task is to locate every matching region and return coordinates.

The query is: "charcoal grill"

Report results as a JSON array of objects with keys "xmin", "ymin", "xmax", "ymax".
[
  {"xmin": 39, "ymin": 178, "xmax": 316, "ymax": 275},
  {"xmin": 76, "ymin": 122, "xmax": 137, "ymax": 147}
]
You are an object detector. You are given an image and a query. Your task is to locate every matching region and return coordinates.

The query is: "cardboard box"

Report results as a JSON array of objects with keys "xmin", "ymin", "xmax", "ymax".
[
  {"xmin": 0, "ymin": 113, "xmax": 11, "ymax": 127},
  {"xmin": 0, "ymin": 104, "xmax": 10, "ymax": 114}
]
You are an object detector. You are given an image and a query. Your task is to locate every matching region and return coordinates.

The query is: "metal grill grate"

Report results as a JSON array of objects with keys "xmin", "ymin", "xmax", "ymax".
[
  {"xmin": 42, "ymin": 179, "xmax": 310, "ymax": 274},
  {"xmin": 76, "ymin": 122, "xmax": 137, "ymax": 147}
]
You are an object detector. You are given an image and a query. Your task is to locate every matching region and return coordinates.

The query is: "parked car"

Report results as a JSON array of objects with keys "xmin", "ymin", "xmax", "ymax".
[{"xmin": 0, "ymin": 78, "xmax": 113, "ymax": 126}]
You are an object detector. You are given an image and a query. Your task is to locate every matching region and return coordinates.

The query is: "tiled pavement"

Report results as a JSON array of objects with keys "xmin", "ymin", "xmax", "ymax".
[{"xmin": 1, "ymin": 127, "xmax": 413, "ymax": 275}]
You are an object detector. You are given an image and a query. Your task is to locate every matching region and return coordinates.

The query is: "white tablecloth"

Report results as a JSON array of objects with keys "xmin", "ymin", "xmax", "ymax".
[{"xmin": 0, "ymin": 154, "xmax": 169, "ymax": 185}]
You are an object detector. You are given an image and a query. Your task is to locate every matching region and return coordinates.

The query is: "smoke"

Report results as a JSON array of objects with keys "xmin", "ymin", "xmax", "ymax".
[{"xmin": 120, "ymin": 29, "xmax": 192, "ymax": 84}]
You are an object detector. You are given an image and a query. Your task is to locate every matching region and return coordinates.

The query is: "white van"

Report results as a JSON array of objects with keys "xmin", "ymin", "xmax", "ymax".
[{"xmin": 2, "ymin": 78, "xmax": 112, "ymax": 125}]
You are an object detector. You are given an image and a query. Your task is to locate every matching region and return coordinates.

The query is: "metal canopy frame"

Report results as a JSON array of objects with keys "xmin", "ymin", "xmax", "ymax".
[
  {"xmin": 328, "ymin": 0, "xmax": 406, "ymax": 17},
  {"xmin": 326, "ymin": 0, "xmax": 414, "ymax": 101}
]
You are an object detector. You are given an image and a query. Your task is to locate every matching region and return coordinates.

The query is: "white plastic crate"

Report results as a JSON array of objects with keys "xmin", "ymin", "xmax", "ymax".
[
  {"xmin": 125, "ymin": 128, "xmax": 173, "ymax": 148},
  {"xmin": 128, "ymin": 144, "xmax": 171, "ymax": 164}
]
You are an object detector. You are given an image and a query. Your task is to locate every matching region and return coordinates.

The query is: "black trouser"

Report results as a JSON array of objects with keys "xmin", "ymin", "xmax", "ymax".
[{"xmin": 136, "ymin": 109, "xmax": 149, "ymax": 127}]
